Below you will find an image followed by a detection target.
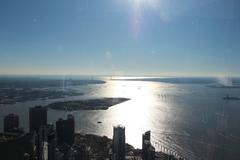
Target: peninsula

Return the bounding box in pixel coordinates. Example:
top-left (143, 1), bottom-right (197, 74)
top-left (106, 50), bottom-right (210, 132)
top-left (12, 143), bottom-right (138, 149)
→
top-left (46, 98), bottom-right (130, 110)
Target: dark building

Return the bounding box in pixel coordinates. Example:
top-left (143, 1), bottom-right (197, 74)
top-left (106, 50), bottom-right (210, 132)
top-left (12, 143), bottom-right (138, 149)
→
top-left (0, 133), bottom-right (36, 160)
top-left (56, 114), bottom-right (75, 145)
top-left (4, 113), bottom-right (19, 133)
top-left (112, 125), bottom-right (125, 160)
top-left (142, 131), bottom-right (151, 148)
top-left (29, 106), bottom-right (47, 132)
top-left (142, 131), bottom-right (155, 160)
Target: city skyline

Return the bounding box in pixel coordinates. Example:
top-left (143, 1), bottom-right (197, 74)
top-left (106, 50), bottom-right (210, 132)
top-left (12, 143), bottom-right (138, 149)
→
top-left (0, 0), bottom-right (239, 76)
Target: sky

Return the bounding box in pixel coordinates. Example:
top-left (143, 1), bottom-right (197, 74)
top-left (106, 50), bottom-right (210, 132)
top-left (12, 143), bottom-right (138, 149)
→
top-left (0, 0), bottom-right (239, 76)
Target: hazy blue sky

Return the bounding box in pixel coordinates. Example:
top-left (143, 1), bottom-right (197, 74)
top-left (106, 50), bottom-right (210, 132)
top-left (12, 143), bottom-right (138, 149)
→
top-left (0, 0), bottom-right (239, 76)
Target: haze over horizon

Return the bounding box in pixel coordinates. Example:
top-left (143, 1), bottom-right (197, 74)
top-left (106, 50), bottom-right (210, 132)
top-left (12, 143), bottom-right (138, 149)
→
top-left (0, 0), bottom-right (239, 76)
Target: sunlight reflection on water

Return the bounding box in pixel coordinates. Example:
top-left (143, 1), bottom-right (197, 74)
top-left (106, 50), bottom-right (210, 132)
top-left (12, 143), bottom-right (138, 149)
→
top-left (97, 80), bottom-right (168, 148)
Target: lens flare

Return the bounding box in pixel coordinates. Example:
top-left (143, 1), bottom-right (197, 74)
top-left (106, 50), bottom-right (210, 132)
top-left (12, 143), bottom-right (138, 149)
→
top-left (131, 0), bottom-right (161, 38)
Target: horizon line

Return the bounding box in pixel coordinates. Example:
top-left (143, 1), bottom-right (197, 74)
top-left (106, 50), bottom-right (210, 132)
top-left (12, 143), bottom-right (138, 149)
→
top-left (0, 74), bottom-right (239, 79)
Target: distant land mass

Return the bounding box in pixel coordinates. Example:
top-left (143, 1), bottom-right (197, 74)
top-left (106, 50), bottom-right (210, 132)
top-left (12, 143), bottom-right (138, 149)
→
top-left (46, 98), bottom-right (130, 110)
top-left (0, 78), bottom-right (105, 104)
top-left (0, 78), bottom-right (105, 88)
top-left (112, 77), bottom-right (240, 85)
top-left (0, 88), bottom-right (84, 105)
top-left (207, 84), bottom-right (240, 89)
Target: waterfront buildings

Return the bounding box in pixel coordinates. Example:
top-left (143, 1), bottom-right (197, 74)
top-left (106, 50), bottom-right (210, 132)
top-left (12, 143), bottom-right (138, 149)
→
top-left (0, 107), bottom-right (181, 160)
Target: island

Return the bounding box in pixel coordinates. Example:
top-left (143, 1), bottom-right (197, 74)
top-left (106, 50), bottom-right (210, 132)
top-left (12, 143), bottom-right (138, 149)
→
top-left (46, 98), bottom-right (130, 110)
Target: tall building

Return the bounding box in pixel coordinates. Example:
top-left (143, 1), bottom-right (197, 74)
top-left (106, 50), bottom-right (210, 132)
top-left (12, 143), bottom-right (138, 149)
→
top-left (29, 106), bottom-right (47, 132)
top-left (142, 131), bottom-right (155, 160)
top-left (4, 113), bottom-right (19, 133)
top-left (56, 114), bottom-right (75, 145)
top-left (142, 131), bottom-right (151, 148)
top-left (112, 125), bottom-right (125, 160)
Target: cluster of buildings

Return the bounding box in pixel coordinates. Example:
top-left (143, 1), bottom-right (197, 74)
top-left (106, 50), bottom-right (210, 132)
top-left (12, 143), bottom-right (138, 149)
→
top-left (0, 106), bottom-right (75, 160)
top-left (0, 106), bottom-right (180, 160)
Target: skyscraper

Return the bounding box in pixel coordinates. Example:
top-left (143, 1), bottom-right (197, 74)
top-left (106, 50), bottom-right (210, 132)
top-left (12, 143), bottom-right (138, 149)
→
top-left (112, 125), bottom-right (125, 160)
top-left (56, 114), bottom-right (75, 145)
top-left (142, 131), bottom-right (151, 148)
top-left (4, 113), bottom-right (19, 133)
top-left (142, 131), bottom-right (155, 160)
top-left (29, 106), bottom-right (47, 132)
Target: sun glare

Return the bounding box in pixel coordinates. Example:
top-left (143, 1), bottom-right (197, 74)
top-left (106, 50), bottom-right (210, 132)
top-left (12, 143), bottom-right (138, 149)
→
top-left (132, 0), bottom-right (160, 7)
top-left (130, 0), bottom-right (161, 37)
top-left (103, 80), bottom-right (165, 148)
